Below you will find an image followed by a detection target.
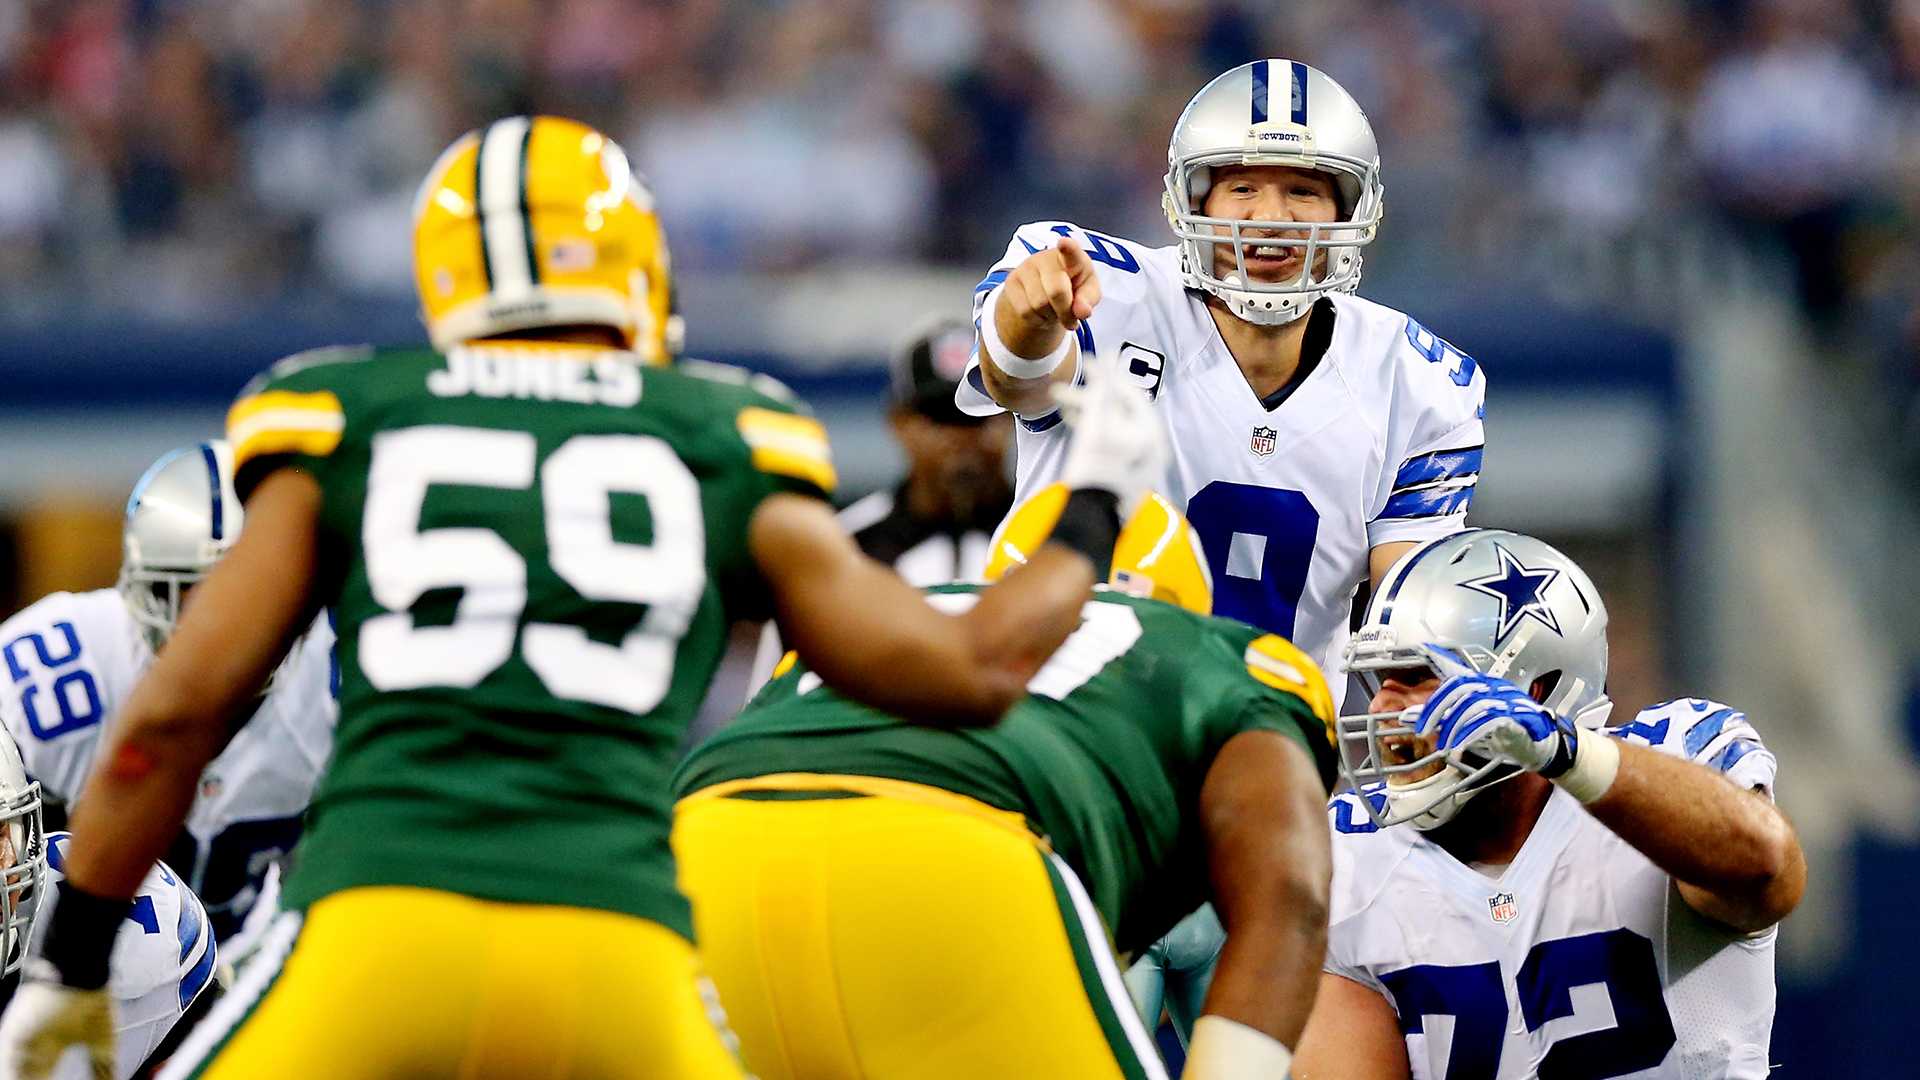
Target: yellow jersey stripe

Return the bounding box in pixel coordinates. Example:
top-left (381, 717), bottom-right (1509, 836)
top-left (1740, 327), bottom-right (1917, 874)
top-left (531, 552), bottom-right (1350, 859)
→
top-left (227, 391), bottom-right (346, 469)
top-left (738, 407), bottom-right (835, 493)
top-left (1245, 635), bottom-right (1337, 743)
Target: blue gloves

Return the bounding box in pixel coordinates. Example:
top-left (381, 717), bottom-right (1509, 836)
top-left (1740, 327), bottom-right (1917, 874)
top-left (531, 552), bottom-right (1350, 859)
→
top-left (1412, 647), bottom-right (1579, 778)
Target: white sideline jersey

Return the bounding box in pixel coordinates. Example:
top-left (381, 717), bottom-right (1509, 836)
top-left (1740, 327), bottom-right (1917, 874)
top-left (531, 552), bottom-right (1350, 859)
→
top-left (959, 221), bottom-right (1486, 707)
top-left (30, 832), bottom-right (217, 1079)
top-left (0, 590), bottom-right (336, 940)
top-left (1324, 699), bottom-right (1780, 1079)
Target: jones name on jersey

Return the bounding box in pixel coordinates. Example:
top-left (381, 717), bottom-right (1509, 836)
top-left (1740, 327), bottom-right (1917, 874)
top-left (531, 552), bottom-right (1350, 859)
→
top-left (1324, 699), bottom-right (1779, 1079)
top-left (31, 833), bottom-right (217, 1079)
top-left (958, 221), bottom-right (1485, 706)
top-left (0, 591), bottom-right (336, 939)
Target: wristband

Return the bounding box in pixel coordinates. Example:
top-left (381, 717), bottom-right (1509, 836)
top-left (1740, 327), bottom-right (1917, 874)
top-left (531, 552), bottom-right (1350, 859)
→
top-left (1183, 1015), bottom-right (1293, 1080)
top-left (1045, 488), bottom-right (1121, 579)
top-left (43, 880), bottom-right (130, 990)
top-left (980, 284), bottom-right (1073, 380)
top-left (1553, 730), bottom-right (1621, 804)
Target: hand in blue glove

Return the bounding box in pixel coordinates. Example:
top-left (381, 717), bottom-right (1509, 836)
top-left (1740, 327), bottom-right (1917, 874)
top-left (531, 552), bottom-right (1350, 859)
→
top-left (1410, 645), bottom-right (1579, 777)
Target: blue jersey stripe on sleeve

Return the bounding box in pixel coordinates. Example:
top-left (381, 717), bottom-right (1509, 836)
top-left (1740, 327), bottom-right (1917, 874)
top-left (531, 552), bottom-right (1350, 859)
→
top-left (1394, 446), bottom-right (1484, 491)
top-left (178, 927), bottom-right (218, 1009)
top-left (974, 269), bottom-right (1010, 295)
top-left (1378, 485), bottom-right (1473, 521)
top-left (1711, 738), bottom-right (1763, 774)
top-left (1685, 708), bottom-right (1741, 757)
top-left (176, 884), bottom-right (204, 963)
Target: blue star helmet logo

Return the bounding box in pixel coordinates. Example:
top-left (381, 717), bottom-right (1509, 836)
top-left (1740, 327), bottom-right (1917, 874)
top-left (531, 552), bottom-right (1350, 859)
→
top-left (1458, 543), bottom-right (1563, 642)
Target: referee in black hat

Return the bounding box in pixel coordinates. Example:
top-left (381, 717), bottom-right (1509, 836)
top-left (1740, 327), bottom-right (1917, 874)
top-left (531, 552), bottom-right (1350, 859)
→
top-left (837, 314), bottom-right (1016, 584)
top-left (739, 315), bottom-right (1017, 692)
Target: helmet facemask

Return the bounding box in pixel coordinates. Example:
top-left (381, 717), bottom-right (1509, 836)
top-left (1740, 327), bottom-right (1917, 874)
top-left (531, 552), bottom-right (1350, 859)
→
top-left (1337, 641), bottom-right (1524, 831)
top-left (0, 774), bottom-right (46, 978)
top-left (117, 564), bottom-right (205, 655)
top-left (1163, 151), bottom-right (1381, 327)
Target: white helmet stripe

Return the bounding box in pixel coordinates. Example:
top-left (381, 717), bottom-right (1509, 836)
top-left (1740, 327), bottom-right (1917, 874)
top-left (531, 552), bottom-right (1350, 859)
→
top-left (476, 116), bottom-right (535, 295)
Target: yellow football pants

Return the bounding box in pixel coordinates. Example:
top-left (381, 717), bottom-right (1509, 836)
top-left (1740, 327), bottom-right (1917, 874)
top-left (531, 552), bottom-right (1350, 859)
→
top-left (158, 886), bottom-right (745, 1080)
top-left (673, 774), bottom-right (1169, 1080)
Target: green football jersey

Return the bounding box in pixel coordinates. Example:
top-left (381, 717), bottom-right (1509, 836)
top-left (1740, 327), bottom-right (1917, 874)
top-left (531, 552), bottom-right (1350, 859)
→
top-left (674, 586), bottom-right (1339, 955)
top-left (227, 343), bottom-right (835, 937)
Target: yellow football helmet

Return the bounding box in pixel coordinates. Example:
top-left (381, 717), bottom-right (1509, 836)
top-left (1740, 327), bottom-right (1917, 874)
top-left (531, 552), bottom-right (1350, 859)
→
top-left (411, 115), bottom-right (680, 362)
top-left (983, 484), bottom-right (1215, 615)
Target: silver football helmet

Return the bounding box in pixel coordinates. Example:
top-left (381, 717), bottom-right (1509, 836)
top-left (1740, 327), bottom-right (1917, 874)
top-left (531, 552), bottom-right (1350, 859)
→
top-left (117, 441), bottom-right (243, 654)
top-left (1339, 530), bottom-right (1612, 830)
top-left (1163, 59), bottom-right (1384, 326)
top-left (0, 733), bottom-right (46, 977)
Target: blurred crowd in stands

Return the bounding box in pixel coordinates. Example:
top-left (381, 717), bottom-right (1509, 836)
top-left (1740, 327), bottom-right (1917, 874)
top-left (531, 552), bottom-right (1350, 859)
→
top-left (1, 0), bottom-right (1916, 452)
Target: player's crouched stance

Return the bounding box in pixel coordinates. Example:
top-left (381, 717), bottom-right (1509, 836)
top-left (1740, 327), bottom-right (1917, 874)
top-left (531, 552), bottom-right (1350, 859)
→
top-left (673, 488), bottom-right (1340, 1080)
top-left (1291, 530), bottom-right (1805, 1080)
top-left (0, 735), bottom-right (216, 1080)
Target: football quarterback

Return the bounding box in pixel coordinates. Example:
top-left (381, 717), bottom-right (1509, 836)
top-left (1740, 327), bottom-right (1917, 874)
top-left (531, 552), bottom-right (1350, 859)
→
top-left (960, 58), bottom-right (1485, 707)
top-left (959, 58), bottom-right (1489, 1044)
top-left (0, 115), bottom-right (1165, 1080)
top-left (1292, 529), bottom-right (1804, 1079)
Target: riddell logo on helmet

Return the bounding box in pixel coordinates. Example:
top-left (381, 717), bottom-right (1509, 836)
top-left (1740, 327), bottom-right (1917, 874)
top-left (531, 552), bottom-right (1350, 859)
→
top-left (1352, 626), bottom-right (1394, 648)
top-left (487, 298), bottom-right (553, 320)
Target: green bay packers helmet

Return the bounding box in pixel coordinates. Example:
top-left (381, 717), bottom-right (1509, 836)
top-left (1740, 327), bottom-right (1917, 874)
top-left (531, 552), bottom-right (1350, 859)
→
top-left (412, 115), bottom-right (681, 363)
top-left (985, 483), bottom-right (1215, 615)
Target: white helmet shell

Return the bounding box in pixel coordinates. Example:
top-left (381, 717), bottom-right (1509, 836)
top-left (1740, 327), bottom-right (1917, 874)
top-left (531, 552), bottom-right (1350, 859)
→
top-left (117, 441), bottom-right (243, 654)
top-left (1162, 59), bottom-right (1384, 326)
top-left (1339, 529), bottom-right (1612, 830)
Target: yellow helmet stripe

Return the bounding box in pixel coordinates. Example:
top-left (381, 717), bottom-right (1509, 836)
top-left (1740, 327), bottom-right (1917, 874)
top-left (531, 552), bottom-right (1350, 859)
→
top-left (476, 117), bottom-right (537, 293)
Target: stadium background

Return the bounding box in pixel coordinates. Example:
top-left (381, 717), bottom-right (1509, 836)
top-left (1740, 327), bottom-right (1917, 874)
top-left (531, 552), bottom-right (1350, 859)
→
top-left (0, 0), bottom-right (1914, 1072)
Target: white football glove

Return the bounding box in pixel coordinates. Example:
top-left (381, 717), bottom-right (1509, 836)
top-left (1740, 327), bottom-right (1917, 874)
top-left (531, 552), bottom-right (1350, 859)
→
top-left (0, 961), bottom-right (116, 1080)
top-left (1053, 355), bottom-right (1167, 513)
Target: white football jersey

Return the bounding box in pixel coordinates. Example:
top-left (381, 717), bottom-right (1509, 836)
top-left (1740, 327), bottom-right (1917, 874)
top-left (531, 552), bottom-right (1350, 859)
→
top-left (959, 222), bottom-right (1486, 707)
top-left (31, 832), bottom-right (217, 1079)
top-left (0, 590), bottom-right (336, 940)
top-left (1324, 699), bottom-right (1780, 1079)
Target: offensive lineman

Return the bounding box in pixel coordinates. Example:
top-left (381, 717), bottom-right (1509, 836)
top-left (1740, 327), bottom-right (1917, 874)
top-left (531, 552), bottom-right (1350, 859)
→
top-left (673, 487), bottom-right (1339, 1080)
top-left (0, 116), bottom-right (1165, 1079)
top-left (961, 57), bottom-right (1489, 1034)
top-left (0, 442), bottom-right (335, 945)
top-left (1293, 529), bottom-right (1804, 1078)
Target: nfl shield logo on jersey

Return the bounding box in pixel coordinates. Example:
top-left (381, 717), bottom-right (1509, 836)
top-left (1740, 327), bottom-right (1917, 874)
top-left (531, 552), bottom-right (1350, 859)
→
top-left (1250, 426), bottom-right (1277, 457)
top-left (1488, 892), bottom-right (1519, 924)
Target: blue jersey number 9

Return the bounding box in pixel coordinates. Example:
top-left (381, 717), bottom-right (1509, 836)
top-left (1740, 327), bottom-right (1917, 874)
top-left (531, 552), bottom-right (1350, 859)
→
top-left (1185, 482), bottom-right (1320, 639)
